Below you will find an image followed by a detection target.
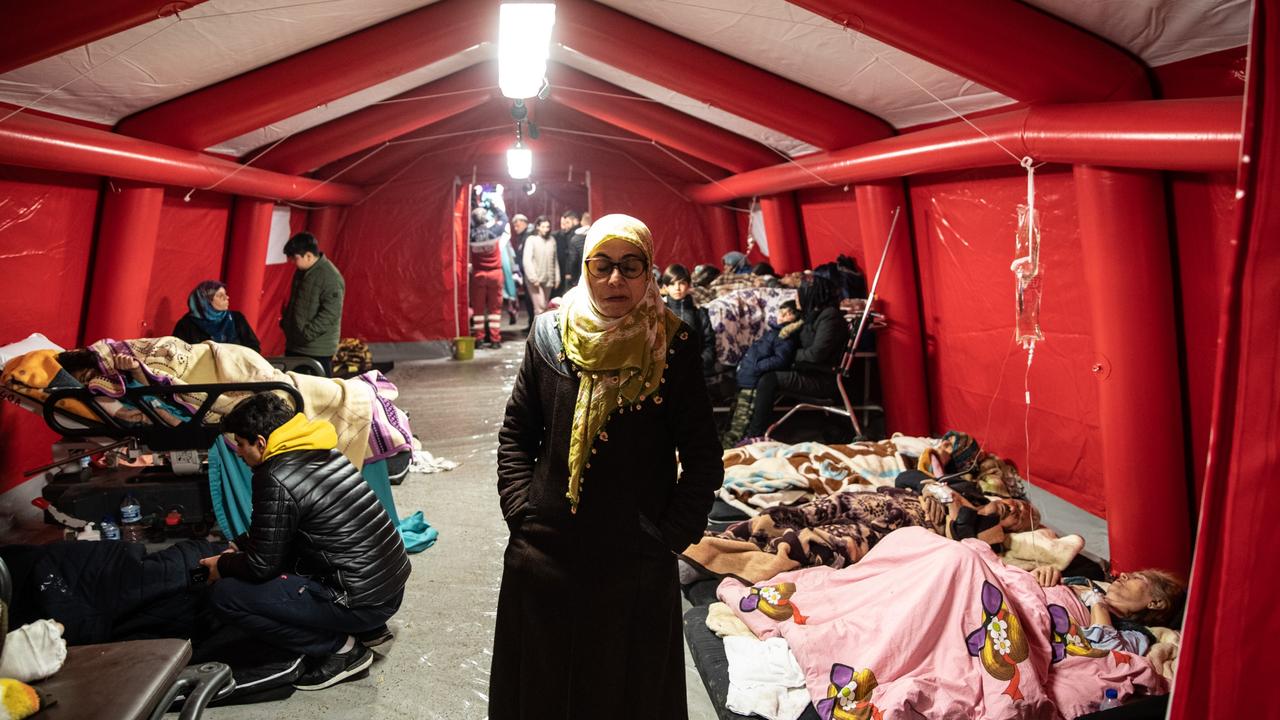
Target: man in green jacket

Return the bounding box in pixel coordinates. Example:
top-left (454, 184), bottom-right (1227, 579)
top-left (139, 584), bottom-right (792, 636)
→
top-left (281, 232), bottom-right (345, 376)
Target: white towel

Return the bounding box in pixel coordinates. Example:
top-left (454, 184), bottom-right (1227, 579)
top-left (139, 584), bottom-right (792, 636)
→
top-left (0, 620), bottom-right (67, 682)
top-left (724, 635), bottom-right (810, 720)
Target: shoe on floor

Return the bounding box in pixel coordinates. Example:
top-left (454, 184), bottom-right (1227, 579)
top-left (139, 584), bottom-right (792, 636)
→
top-left (356, 624), bottom-right (394, 650)
top-left (294, 644), bottom-right (373, 691)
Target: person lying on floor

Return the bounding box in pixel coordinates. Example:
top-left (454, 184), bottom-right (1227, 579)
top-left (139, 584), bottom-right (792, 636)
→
top-left (1028, 565), bottom-right (1185, 656)
top-left (716, 527), bottom-right (1175, 719)
top-left (685, 485), bottom-right (1055, 583)
top-left (200, 391), bottom-right (410, 691)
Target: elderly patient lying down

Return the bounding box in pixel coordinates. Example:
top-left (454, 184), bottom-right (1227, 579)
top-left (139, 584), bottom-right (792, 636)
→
top-left (717, 527), bottom-right (1182, 719)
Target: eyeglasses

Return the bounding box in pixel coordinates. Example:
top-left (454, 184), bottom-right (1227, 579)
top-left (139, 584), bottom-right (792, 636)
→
top-left (585, 256), bottom-right (648, 280)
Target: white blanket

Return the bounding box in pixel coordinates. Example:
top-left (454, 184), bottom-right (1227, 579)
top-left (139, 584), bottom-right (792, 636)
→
top-left (724, 635), bottom-right (811, 720)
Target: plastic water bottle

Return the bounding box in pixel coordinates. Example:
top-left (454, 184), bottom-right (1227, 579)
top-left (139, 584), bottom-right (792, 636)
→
top-left (1098, 688), bottom-right (1121, 710)
top-left (120, 494), bottom-right (142, 524)
top-left (99, 517), bottom-right (121, 541)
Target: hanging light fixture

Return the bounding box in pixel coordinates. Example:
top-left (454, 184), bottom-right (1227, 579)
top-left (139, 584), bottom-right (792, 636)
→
top-left (498, 3), bottom-right (556, 99)
top-left (507, 143), bottom-right (532, 180)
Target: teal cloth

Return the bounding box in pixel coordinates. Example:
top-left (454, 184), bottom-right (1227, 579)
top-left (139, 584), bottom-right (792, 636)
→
top-left (360, 459), bottom-right (399, 525)
top-left (208, 438), bottom-right (254, 540)
top-left (206, 442), bottom-right (424, 549)
top-left (398, 511), bottom-right (438, 553)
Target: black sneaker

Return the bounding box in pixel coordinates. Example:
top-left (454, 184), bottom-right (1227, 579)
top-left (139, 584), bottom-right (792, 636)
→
top-left (356, 624), bottom-right (394, 650)
top-left (294, 644), bottom-right (373, 691)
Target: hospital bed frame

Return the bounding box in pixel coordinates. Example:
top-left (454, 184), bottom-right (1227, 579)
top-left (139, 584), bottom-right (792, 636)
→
top-left (6, 381), bottom-right (303, 533)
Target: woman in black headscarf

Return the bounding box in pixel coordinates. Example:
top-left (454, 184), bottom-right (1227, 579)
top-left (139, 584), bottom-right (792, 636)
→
top-left (172, 281), bottom-right (261, 352)
top-left (744, 274), bottom-right (849, 438)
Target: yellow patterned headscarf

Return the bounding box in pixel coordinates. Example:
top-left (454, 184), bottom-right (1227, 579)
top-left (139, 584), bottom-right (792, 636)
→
top-left (559, 214), bottom-right (681, 512)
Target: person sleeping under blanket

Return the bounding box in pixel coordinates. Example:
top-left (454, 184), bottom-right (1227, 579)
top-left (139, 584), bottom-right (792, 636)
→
top-left (56, 349), bottom-right (192, 426)
top-left (716, 527), bottom-right (1178, 719)
top-left (683, 484), bottom-right (1070, 584)
top-left (2, 336), bottom-right (405, 469)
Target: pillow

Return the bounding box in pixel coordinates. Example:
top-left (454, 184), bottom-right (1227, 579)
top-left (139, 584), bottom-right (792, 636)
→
top-left (0, 333), bottom-right (63, 366)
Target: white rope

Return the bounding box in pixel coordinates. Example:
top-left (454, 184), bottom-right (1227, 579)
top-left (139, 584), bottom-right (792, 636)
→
top-left (0, 17), bottom-right (183, 125)
top-left (385, 125), bottom-right (512, 146)
top-left (0, 0), bottom-right (350, 125)
top-left (357, 136), bottom-right (496, 205)
top-left (764, 143), bottom-right (837, 186)
top-left (372, 87), bottom-right (499, 106)
top-left (294, 143), bottom-right (390, 201)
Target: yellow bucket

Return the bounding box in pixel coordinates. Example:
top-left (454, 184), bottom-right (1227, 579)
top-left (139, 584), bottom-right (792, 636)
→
top-left (452, 336), bottom-right (475, 361)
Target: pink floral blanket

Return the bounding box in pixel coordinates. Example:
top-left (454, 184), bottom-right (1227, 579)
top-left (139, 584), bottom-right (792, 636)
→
top-left (718, 527), bottom-right (1165, 719)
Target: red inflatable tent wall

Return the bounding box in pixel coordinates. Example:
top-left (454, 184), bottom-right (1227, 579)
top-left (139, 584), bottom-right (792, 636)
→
top-left (0, 3), bottom-right (1272, 710)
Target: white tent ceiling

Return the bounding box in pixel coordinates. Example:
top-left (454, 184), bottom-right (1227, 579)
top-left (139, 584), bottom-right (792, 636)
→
top-left (0, 0), bottom-right (433, 130)
top-left (0, 0), bottom-right (1252, 162)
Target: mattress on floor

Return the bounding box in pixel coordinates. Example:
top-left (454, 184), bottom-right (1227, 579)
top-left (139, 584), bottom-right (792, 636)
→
top-left (682, 577), bottom-right (722, 608)
top-left (707, 497), bottom-right (751, 534)
top-left (683, 605), bottom-right (820, 720)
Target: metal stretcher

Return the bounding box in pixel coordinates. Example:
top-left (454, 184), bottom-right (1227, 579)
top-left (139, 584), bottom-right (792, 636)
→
top-left (4, 380), bottom-right (303, 536)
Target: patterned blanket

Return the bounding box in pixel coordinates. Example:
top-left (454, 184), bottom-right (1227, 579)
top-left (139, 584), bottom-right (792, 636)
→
top-left (720, 440), bottom-right (909, 512)
top-left (685, 489), bottom-right (935, 583)
top-left (703, 287), bottom-right (798, 366)
top-left (718, 528), bottom-right (1166, 719)
top-left (3, 338), bottom-right (412, 469)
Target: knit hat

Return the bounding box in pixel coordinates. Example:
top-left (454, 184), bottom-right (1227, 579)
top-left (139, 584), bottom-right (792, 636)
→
top-left (722, 250), bottom-right (747, 268)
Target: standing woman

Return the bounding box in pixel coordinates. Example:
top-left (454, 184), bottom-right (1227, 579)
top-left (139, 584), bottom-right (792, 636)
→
top-left (491, 214), bottom-right (723, 719)
top-left (172, 281), bottom-right (261, 352)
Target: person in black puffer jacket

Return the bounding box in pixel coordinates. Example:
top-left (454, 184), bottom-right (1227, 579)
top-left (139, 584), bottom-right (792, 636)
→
top-left (661, 264), bottom-right (716, 376)
top-left (201, 392), bottom-right (410, 691)
top-left (745, 275), bottom-right (850, 438)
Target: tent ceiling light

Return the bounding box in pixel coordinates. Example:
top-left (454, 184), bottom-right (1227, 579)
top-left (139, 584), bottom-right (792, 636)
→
top-left (499, 3), bottom-right (556, 99)
top-left (508, 144), bottom-right (533, 180)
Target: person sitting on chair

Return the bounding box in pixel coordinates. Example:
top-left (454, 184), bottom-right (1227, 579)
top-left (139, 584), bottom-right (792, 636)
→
top-left (722, 300), bottom-right (802, 448)
top-left (744, 276), bottom-right (849, 439)
top-left (200, 392), bottom-right (410, 691)
top-left (172, 280), bottom-right (261, 352)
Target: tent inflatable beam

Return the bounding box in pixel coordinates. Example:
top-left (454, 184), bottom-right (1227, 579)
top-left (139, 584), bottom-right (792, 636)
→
top-left (554, 0), bottom-right (891, 150)
top-left (115, 0), bottom-right (490, 149)
top-left (81, 183), bottom-right (166, 343)
top-left (254, 62), bottom-right (498, 176)
top-left (855, 180), bottom-right (930, 435)
top-left (788, 0), bottom-right (1149, 103)
top-left (547, 63), bottom-right (780, 173)
top-left (0, 110), bottom-right (363, 204)
top-left (689, 97), bottom-right (1242, 203)
top-left (0, 0), bottom-right (210, 76)
top-left (1076, 166), bottom-right (1192, 574)
top-left (223, 198), bottom-right (277, 334)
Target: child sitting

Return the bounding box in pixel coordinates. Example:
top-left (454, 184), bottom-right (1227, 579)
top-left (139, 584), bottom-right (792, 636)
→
top-left (722, 300), bottom-right (802, 448)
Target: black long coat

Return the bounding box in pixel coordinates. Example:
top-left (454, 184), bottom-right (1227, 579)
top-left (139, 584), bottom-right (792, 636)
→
top-left (491, 311), bottom-right (724, 720)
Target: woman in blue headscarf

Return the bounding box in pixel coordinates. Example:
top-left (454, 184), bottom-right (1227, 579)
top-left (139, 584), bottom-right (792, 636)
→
top-left (172, 280), bottom-right (261, 352)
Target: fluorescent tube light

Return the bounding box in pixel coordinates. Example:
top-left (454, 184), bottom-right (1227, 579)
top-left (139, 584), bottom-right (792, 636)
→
top-left (498, 3), bottom-right (556, 99)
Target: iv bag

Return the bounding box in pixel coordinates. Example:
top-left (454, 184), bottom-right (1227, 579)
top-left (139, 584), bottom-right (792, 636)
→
top-left (1012, 204), bottom-right (1043, 348)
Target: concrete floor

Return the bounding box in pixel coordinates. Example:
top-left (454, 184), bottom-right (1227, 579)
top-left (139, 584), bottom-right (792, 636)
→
top-left (206, 323), bottom-right (718, 719)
